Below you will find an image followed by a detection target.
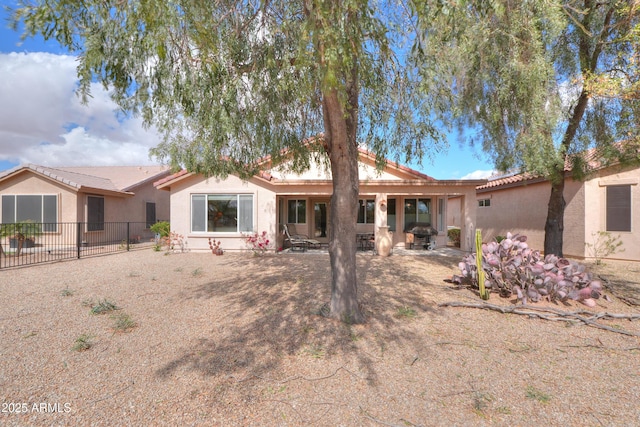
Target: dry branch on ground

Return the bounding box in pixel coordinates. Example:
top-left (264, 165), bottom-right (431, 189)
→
top-left (439, 301), bottom-right (640, 337)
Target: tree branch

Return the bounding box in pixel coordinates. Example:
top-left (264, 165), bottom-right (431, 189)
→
top-left (439, 301), bottom-right (640, 337)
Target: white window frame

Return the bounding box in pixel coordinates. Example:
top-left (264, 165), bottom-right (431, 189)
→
top-left (191, 193), bottom-right (254, 234)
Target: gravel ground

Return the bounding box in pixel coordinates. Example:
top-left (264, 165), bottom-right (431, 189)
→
top-left (1, 248), bottom-right (639, 426)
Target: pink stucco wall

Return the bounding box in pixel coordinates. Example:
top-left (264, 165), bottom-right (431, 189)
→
top-left (583, 165), bottom-right (640, 261)
top-left (167, 174), bottom-right (277, 251)
top-left (477, 165), bottom-right (639, 261)
top-left (0, 172), bottom-right (79, 223)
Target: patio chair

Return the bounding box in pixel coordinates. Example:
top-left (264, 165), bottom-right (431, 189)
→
top-left (282, 224), bottom-right (320, 252)
top-left (357, 232), bottom-right (375, 251)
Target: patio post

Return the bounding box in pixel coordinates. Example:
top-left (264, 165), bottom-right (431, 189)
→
top-left (375, 194), bottom-right (392, 255)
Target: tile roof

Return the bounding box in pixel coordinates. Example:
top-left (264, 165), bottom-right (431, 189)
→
top-left (58, 165), bottom-right (171, 191)
top-left (477, 141), bottom-right (640, 190)
top-left (0, 164), bottom-right (170, 195)
top-left (477, 171), bottom-right (544, 190)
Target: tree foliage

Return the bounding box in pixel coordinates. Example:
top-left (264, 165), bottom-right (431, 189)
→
top-left (9, 0), bottom-right (452, 323)
top-left (10, 0), bottom-right (447, 176)
top-left (426, 0), bottom-right (640, 176)
top-left (424, 0), bottom-right (640, 256)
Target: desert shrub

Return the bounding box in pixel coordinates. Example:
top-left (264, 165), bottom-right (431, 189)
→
top-left (243, 231), bottom-right (271, 255)
top-left (166, 232), bottom-right (188, 252)
top-left (150, 222), bottom-right (188, 253)
top-left (585, 231), bottom-right (624, 265)
top-left (150, 221), bottom-right (170, 238)
top-left (72, 334), bottom-right (94, 352)
top-left (111, 313), bottom-right (137, 332)
top-left (153, 231), bottom-right (188, 253)
top-left (447, 228), bottom-right (461, 247)
top-left (452, 232), bottom-right (604, 306)
top-left (89, 299), bottom-right (120, 315)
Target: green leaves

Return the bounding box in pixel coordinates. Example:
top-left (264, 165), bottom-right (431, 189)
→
top-left (9, 0), bottom-right (451, 177)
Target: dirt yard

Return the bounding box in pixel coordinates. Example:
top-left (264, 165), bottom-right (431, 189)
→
top-left (1, 249), bottom-right (639, 426)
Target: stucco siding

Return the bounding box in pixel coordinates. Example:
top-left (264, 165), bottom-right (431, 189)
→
top-left (562, 179), bottom-right (586, 258)
top-left (478, 165), bottom-right (640, 261)
top-left (477, 182), bottom-right (549, 250)
top-left (168, 174), bottom-right (277, 252)
top-left (477, 179), bottom-right (584, 256)
top-left (271, 157), bottom-right (405, 181)
top-left (0, 173), bottom-right (79, 223)
top-left (158, 157), bottom-right (484, 254)
top-left (86, 182), bottom-right (170, 224)
top-left (583, 165), bottom-right (640, 261)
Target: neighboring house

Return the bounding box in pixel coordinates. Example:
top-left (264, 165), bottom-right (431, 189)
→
top-left (475, 161), bottom-right (640, 262)
top-left (0, 164), bottom-right (171, 246)
top-left (154, 149), bottom-right (486, 253)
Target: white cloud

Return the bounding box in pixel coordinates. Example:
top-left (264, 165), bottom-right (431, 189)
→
top-left (460, 169), bottom-right (495, 180)
top-left (0, 52), bottom-right (162, 167)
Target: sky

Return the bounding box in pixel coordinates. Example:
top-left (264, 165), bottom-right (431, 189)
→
top-left (0, 3), bottom-right (495, 180)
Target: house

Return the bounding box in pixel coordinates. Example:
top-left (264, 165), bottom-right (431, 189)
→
top-left (474, 161), bottom-right (640, 262)
top-left (0, 164), bottom-right (171, 247)
top-left (154, 149), bottom-right (487, 253)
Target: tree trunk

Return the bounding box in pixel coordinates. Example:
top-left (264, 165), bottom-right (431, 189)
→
top-left (543, 0), bottom-right (610, 258)
top-left (544, 174), bottom-right (566, 257)
top-left (323, 89), bottom-right (364, 324)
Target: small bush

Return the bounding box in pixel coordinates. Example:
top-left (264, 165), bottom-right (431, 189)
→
top-left (60, 287), bottom-right (74, 297)
top-left (90, 299), bottom-right (120, 315)
top-left (585, 231), bottom-right (624, 265)
top-left (111, 313), bottom-right (137, 332)
top-left (150, 221), bottom-right (170, 238)
top-left (304, 344), bottom-right (325, 359)
top-left (453, 232), bottom-right (605, 306)
top-left (243, 231), bottom-right (272, 255)
top-left (525, 386), bottom-right (551, 403)
top-left (72, 334), bottom-right (94, 352)
top-left (151, 226), bottom-right (188, 253)
top-left (395, 306), bottom-right (417, 319)
top-left (447, 228), bottom-right (461, 247)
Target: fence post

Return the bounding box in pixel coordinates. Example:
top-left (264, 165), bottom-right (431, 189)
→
top-left (126, 222), bottom-right (130, 251)
top-left (77, 222), bottom-right (82, 259)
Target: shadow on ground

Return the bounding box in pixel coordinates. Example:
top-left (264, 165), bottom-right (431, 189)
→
top-left (155, 251), bottom-right (459, 389)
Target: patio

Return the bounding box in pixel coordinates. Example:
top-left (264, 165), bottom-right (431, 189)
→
top-left (282, 243), bottom-right (465, 257)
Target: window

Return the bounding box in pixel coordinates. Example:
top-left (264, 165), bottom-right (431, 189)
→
top-left (387, 199), bottom-right (396, 232)
top-left (1, 194), bottom-right (58, 231)
top-left (87, 196), bottom-right (105, 231)
top-left (357, 199), bottom-right (375, 224)
top-left (287, 199), bottom-right (306, 224)
top-left (404, 198), bottom-right (431, 229)
top-left (606, 185), bottom-right (631, 232)
top-left (478, 199), bottom-right (491, 207)
top-left (146, 202), bottom-right (156, 228)
top-left (191, 194), bottom-right (253, 233)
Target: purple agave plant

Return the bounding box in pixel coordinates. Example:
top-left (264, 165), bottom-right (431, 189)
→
top-left (452, 232), bottom-right (604, 306)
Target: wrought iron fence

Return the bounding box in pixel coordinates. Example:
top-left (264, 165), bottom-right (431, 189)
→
top-left (0, 222), bottom-right (156, 269)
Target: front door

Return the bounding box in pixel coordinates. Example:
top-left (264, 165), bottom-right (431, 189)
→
top-left (313, 201), bottom-right (330, 243)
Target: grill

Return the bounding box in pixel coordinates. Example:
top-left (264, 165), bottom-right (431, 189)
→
top-left (404, 222), bottom-right (438, 250)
